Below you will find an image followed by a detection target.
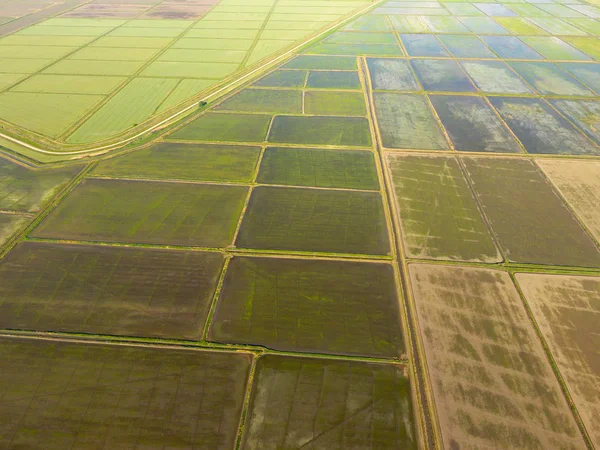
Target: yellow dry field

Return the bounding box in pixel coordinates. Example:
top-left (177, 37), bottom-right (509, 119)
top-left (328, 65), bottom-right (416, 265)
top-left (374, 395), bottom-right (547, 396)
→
top-left (517, 273), bottom-right (600, 448)
top-left (537, 160), bottom-right (600, 243)
top-left (409, 263), bottom-right (584, 450)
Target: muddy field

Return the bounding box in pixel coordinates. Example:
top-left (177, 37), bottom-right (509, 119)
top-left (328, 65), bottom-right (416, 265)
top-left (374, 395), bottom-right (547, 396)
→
top-left (409, 263), bottom-right (585, 449)
top-left (537, 159), bottom-right (600, 243)
top-left (517, 273), bottom-right (600, 448)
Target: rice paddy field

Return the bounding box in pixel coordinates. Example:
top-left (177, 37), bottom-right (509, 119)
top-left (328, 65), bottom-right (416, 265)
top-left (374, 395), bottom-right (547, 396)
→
top-left (1, 0), bottom-right (600, 448)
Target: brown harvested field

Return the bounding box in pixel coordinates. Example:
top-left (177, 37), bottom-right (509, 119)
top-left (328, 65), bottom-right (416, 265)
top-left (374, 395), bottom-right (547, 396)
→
top-left (142, 4), bottom-right (212, 19)
top-left (516, 273), bottom-right (600, 448)
top-left (463, 157), bottom-right (600, 268)
top-left (62, 3), bottom-right (151, 18)
top-left (536, 159), bottom-right (600, 243)
top-left (409, 263), bottom-right (585, 450)
top-left (0, 337), bottom-right (251, 449)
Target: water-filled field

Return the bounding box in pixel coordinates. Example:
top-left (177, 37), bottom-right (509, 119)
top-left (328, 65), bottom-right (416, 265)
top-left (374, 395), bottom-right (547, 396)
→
top-left (1, 0), bottom-right (599, 448)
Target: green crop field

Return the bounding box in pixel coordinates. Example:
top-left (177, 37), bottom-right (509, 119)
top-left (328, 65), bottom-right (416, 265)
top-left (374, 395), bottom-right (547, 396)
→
top-left (387, 154), bottom-right (500, 262)
top-left (32, 178), bottom-right (248, 247)
top-left (257, 147), bottom-right (379, 190)
top-left (3, 0), bottom-right (600, 447)
top-left (216, 88), bottom-right (302, 114)
top-left (0, 337), bottom-right (251, 449)
top-left (268, 115), bottom-right (372, 146)
top-left (241, 355), bottom-right (417, 449)
top-left (209, 256), bottom-right (403, 357)
top-left (0, 1), bottom-right (371, 147)
top-left (92, 142), bottom-right (261, 183)
top-left (236, 186), bottom-right (390, 255)
top-left (169, 112), bottom-right (272, 143)
top-left (0, 242), bottom-right (224, 339)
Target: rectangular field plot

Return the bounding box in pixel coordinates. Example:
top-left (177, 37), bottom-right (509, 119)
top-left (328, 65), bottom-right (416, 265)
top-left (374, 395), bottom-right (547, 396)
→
top-left (549, 99), bottom-right (600, 146)
top-left (0, 213), bottom-right (28, 246)
top-left (459, 60), bottom-right (533, 95)
top-left (516, 273), bottom-right (600, 448)
top-left (253, 69), bottom-right (307, 88)
top-left (306, 71), bottom-right (361, 90)
top-left (304, 91), bottom-right (366, 116)
top-left (0, 338), bottom-right (250, 449)
top-left (0, 92), bottom-right (104, 138)
top-left (32, 179), bottom-right (248, 247)
top-left (508, 62), bottom-right (594, 97)
top-left (216, 89), bottom-right (302, 114)
top-left (463, 157), bottom-right (600, 267)
top-left (283, 55), bottom-right (357, 71)
top-left (241, 355), bottom-right (417, 450)
top-left (0, 242), bottom-right (224, 340)
top-left (429, 95), bottom-right (522, 153)
top-left (0, 157), bottom-right (81, 212)
top-left (209, 257), bottom-right (403, 358)
top-left (537, 160), bottom-right (600, 242)
top-left (388, 154), bottom-right (500, 263)
top-left (257, 147), bottom-right (378, 190)
top-left (367, 58), bottom-right (420, 92)
top-left (374, 93), bottom-right (449, 150)
top-left (92, 142), bottom-right (261, 183)
top-left (66, 77), bottom-right (180, 144)
top-left (169, 113), bottom-right (272, 143)
top-left (236, 186), bottom-right (390, 255)
top-left (489, 97), bottom-right (599, 156)
top-left (268, 116), bottom-right (372, 147)
top-left (409, 264), bottom-right (585, 450)
top-left (11, 74), bottom-right (126, 95)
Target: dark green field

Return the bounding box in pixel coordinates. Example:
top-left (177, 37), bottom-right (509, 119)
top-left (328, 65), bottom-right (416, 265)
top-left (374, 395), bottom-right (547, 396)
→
top-left (241, 355), bottom-right (417, 450)
top-left (0, 242), bottom-right (224, 339)
top-left (92, 142), bottom-right (261, 183)
top-left (0, 338), bottom-right (250, 449)
top-left (32, 179), bottom-right (248, 247)
top-left (257, 147), bottom-right (379, 190)
top-left (236, 186), bottom-right (390, 255)
top-left (209, 256), bottom-right (403, 358)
